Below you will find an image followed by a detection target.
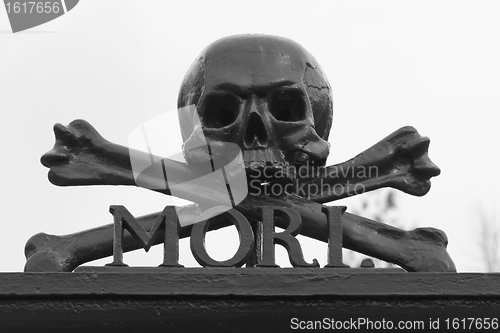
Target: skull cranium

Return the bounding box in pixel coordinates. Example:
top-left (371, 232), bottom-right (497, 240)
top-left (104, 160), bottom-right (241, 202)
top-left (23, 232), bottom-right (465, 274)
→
top-left (178, 34), bottom-right (333, 182)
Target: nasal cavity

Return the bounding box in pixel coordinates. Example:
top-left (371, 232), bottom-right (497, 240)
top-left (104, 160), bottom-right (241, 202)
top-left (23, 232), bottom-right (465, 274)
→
top-left (245, 112), bottom-right (268, 147)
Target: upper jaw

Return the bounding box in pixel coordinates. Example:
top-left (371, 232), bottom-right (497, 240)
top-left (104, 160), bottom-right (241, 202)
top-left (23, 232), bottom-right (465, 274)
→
top-left (242, 147), bottom-right (294, 183)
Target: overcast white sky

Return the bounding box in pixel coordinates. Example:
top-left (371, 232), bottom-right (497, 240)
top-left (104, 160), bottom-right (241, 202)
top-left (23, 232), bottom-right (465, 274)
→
top-left (1, 1), bottom-right (499, 272)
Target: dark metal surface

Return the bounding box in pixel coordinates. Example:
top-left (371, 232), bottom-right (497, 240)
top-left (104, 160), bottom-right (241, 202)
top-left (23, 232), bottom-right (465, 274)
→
top-left (3, 270), bottom-right (500, 296)
top-left (0, 271), bottom-right (499, 332)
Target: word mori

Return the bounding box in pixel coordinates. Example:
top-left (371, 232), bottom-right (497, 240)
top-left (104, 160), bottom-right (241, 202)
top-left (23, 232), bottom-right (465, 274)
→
top-left (108, 205), bottom-right (347, 268)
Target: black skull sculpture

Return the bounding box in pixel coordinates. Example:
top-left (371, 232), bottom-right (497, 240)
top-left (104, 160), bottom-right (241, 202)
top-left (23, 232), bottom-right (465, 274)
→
top-left (178, 34), bottom-right (333, 182)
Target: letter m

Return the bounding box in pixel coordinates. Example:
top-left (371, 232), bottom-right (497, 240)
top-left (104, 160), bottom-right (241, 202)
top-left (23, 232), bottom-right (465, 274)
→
top-left (108, 205), bottom-right (182, 267)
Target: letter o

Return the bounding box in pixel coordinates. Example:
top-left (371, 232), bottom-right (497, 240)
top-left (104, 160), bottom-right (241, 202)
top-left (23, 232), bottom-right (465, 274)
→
top-left (190, 208), bottom-right (254, 267)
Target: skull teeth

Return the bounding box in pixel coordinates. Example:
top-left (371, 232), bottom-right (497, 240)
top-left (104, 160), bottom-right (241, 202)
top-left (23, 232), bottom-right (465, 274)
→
top-left (243, 148), bottom-right (286, 169)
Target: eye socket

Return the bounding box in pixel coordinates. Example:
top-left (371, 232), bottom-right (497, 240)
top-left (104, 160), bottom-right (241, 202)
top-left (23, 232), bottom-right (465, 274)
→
top-left (270, 89), bottom-right (306, 122)
top-left (203, 94), bottom-right (240, 128)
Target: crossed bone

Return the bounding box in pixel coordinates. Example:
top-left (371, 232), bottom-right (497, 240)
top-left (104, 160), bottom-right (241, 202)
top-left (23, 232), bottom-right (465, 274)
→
top-left (24, 119), bottom-right (456, 272)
